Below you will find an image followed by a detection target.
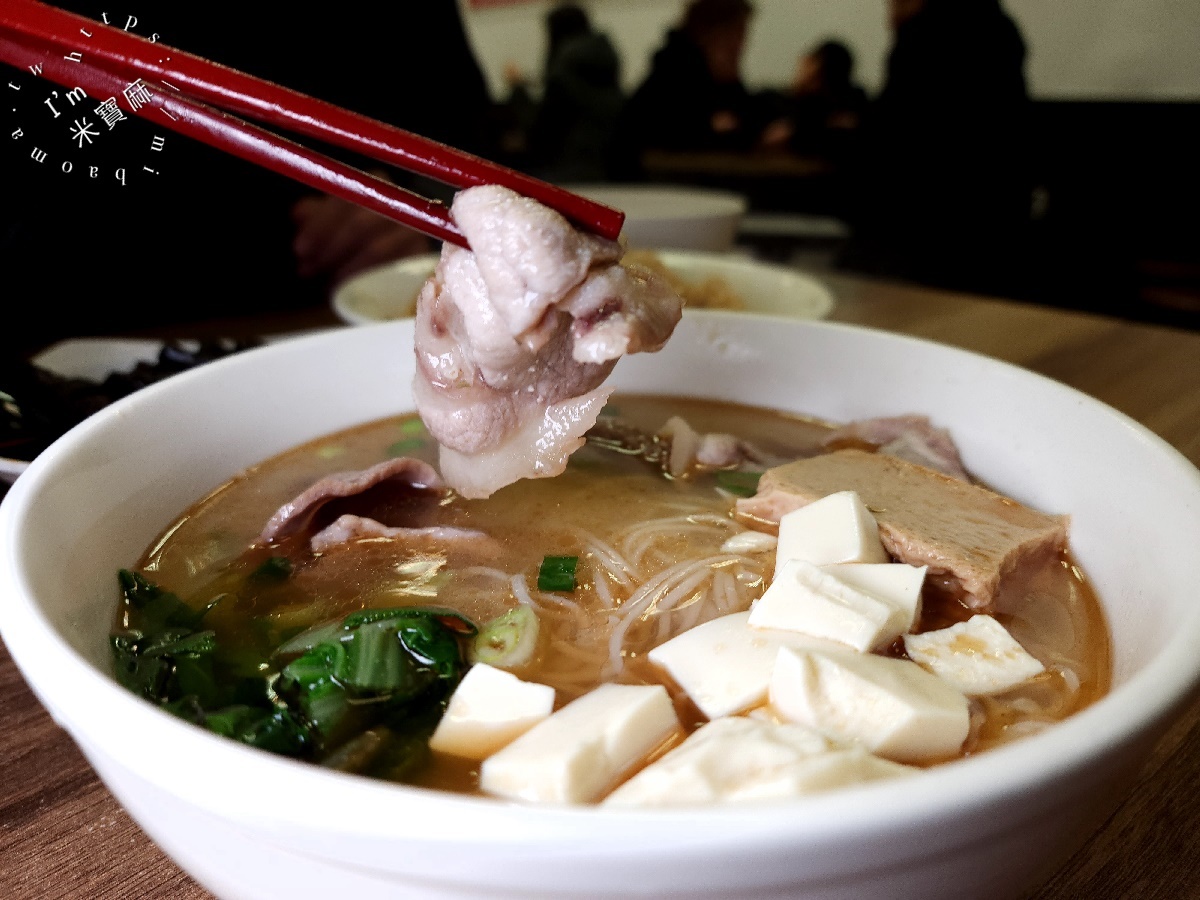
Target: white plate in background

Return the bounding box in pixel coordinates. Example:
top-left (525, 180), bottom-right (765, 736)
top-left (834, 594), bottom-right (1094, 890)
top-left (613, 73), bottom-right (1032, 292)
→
top-left (562, 183), bottom-right (748, 252)
top-left (31, 337), bottom-right (164, 381)
top-left (331, 250), bottom-right (836, 326)
top-left (332, 254), bottom-right (440, 325)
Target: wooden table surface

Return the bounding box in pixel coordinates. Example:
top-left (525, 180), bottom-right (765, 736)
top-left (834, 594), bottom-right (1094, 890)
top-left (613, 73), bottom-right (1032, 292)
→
top-left (3, 268), bottom-right (1200, 899)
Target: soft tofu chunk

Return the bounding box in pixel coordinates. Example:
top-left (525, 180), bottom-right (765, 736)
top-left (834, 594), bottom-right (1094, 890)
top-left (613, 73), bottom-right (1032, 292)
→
top-left (749, 559), bottom-right (906, 652)
top-left (479, 683), bottom-right (680, 804)
top-left (904, 614), bottom-right (1046, 696)
top-left (428, 663), bottom-right (555, 760)
top-left (770, 646), bottom-right (970, 764)
top-left (823, 562), bottom-right (926, 634)
top-left (647, 611), bottom-right (840, 720)
top-left (737, 448), bottom-right (1069, 609)
top-left (774, 489), bottom-right (889, 577)
top-left (603, 716), bottom-right (915, 808)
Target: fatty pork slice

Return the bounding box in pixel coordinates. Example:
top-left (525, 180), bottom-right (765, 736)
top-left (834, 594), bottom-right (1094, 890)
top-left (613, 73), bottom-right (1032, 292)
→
top-left (736, 448), bottom-right (1068, 610)
top-left (256, 457), bottom-right (493, 555)
top-left (413, 185), bottom-right (684, 499)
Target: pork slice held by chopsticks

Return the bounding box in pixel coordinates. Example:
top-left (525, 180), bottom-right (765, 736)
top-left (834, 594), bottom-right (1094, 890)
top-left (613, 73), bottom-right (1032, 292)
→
top-left (413, 185), bottom-right (685, 500)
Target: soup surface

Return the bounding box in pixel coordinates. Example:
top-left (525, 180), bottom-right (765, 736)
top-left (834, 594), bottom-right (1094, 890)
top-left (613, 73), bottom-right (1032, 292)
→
top-left (113, 395), bottom-right (1111, 799)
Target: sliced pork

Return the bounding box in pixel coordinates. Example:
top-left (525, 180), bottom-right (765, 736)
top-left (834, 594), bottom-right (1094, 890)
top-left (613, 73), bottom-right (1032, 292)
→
top-left (736, 448), bottom-right (1069, 610)
top-left (257, 457), bottom-right (453, 553)
top-left (822, 415), bottom-right (971, 482)
top-left (309, 515), bottom-right (499, 556)
top-left (413, 185), bottom-right (684, 499)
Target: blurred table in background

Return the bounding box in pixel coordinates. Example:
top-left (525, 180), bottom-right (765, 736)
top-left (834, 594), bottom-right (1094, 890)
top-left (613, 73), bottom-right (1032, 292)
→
top-left (2, 265), bottom-right (1200, 899)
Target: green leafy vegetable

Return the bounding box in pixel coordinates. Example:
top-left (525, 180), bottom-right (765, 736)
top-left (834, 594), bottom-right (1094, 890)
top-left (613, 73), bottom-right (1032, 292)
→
top-left (117, 568), bottom-right (206, 631)
top-left (321, 727), bottom-right (389, 773)
top-left (715, 469), bottom-right (763, 497)
top-left (111, 570), bottom-right (221, 704)
top-left (538, 555), bottom-right (578, 592)
top-left (179, 702), bottom-right (309, 754)
top-left (278, 641), bottom-right (352, 740)
top-left (272, 619), bottom-right (347, 657)
top-left (340, 621), bottom-right (413, 693)
top-left (111, 571), bottom-right (478, 778)
top-left (251, 556), bottom-right (294, 582)
top-left (168, 700), bottom-right (311, 756)
top-left (341, 605), bottom-right (476, 635)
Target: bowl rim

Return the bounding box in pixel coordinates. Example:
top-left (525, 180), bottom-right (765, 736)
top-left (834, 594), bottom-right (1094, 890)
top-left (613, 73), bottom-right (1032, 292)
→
top-left (3, 312), bottom-right (1200, 849)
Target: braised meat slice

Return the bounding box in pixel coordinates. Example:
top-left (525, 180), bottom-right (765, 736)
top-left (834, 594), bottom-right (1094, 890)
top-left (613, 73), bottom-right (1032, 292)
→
top-left (736, 448), bottom-right (1069, 610)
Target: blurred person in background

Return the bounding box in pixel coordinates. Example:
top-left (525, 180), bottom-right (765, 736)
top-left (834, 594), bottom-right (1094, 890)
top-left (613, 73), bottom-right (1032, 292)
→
top-left (609, 0), bottom-right (781, 179)
top-left (839, 0), bottom-right (1034, 297)
top-left (0, 0), bottom-right (498, 355)
top-left (501, 3), bottom-right (625, 183)
top-left (759, 39), bottom-right (869, 163)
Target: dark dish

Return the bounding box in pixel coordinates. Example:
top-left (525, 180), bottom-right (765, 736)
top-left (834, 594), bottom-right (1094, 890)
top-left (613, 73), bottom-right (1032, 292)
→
top-left (1, 338), bottom-right (262, 464)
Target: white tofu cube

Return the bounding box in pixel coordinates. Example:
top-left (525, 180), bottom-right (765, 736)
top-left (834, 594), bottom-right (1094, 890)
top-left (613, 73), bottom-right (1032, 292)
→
top-left (603, 716), bottom-right (915, 808)
top-left (479, 683), bottom-right (680, 804)
top-left (775, 490), bottom-right (889, 578)
top-left (647, 611), bottom-right (839, 720)
top-left (904, 614), bottom-right (1046, 696)
top-left (749, 559), bottom-right (906, 652)
top-left (822, 562), bottom-right (926, 634)
top-left (770, 646), bottom-right (970, 764)
top-left (428, 663), bottom-right (555, 760)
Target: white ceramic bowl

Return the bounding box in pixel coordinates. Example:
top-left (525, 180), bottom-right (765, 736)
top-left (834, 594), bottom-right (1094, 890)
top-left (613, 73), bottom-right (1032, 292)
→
top-left (3, 313), bottom-right (1200, 900)
top-left (331, 251), bottom-right (835, 325)
top-left (564, 183), bottom-right (748, 251)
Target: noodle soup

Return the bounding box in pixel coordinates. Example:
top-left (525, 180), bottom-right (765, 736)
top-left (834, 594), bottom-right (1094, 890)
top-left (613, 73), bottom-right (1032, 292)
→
top-left (114, 395), bottom-right (1110, 801)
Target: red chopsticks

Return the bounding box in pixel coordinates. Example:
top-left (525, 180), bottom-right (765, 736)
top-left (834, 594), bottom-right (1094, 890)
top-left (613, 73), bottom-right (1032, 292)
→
top-left (0, 29), bottom-right (468, 245)
top-left (0, 0), bottom-right (626, 248)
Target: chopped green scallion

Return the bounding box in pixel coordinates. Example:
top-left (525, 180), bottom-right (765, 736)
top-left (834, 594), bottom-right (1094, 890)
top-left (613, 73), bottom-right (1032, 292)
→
top-left (470, 606), bottom-right (540, 669)
top-left (537, 555), bottom-right (578, 592)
